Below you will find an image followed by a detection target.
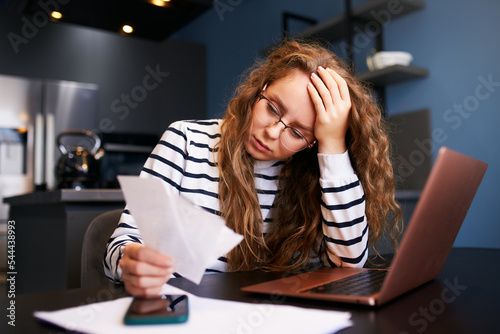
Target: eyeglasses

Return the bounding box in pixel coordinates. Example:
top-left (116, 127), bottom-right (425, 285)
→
top-left (256, 93), bottom-right (315, 152)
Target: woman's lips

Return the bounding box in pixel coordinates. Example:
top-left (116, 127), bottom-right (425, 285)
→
top-left (254, 137), bottom-right (270, 152)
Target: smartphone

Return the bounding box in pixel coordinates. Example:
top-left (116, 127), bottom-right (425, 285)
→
top-left (124, 294), bottom-right (189, 325)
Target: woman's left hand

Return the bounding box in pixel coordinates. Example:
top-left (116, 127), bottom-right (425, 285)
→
top-left (308, 66), bottom-right (352, 154)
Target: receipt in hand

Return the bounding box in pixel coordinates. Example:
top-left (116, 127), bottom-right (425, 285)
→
top-left (117, 175), bottom-right (243, 284)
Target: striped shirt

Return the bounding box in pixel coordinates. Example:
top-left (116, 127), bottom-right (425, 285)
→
top-left (104, 120), bottom-right (368, 282)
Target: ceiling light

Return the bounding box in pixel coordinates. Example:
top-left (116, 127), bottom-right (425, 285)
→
top-left (148, 0), bottom-right (172, 7)
top-left (122, 25), bottom-right (133, 34)
top-left (51, 11), bottom-right (62, 20)
top-left (17, 126), bottom-right (28, 134)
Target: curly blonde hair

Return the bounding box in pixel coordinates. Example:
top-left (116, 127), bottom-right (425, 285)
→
top-left (215, 39), bottom-right (402, 271)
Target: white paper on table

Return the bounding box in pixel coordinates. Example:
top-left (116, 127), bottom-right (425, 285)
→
top-left (34, 284), bottom-right (353, 334)
top-left (117, 175), bottom-right (243, 284)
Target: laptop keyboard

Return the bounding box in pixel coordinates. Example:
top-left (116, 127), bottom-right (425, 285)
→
top-left (304, 270), bottom-right (388, 296)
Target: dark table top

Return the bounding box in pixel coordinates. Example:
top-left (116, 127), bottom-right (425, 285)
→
top-left (2, 247), bottom-right (499, 333)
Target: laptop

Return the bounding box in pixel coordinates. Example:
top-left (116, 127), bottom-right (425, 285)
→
top-left (241, 147), bottom-right (488, 306)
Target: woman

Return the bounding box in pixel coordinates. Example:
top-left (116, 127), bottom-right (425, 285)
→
top-left (104, 39), bottom-right (402, 296)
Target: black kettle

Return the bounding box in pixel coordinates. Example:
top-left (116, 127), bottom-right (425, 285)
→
top-left (55, 130), bottom-right (104, 189)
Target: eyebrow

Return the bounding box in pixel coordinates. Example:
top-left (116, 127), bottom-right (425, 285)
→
top-left (268, 93), bottom-right (314, 134)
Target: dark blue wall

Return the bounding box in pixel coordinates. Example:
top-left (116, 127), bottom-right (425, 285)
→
top-left (174, 0), bottom-right (500, 249)
top-left (385, 0), bottom-right (500, 248)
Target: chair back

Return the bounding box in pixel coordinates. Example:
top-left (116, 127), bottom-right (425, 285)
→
top-left (81, 209), bottom-right (122, 287)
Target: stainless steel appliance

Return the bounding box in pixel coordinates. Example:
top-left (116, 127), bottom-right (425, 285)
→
top-left (0, 75), bottom-right (40, 222)
top-left (0, 73), bottom-right (99, 192)
top-left (0, 74), bottom-right (99, 267)
top-left (39, 78), bottom-right (99, 190)
top-left (56, 130), bottom-right (104, 189)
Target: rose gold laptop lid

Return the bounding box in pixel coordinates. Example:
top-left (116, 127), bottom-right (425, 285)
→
top-left (377, 147), bottom-right (488, 304)
top-left (241, 147), bottom-right (488, 306)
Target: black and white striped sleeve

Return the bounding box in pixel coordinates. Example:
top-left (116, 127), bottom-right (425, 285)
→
top-left (103, 121), bottom-right (189, 282)
top-left (318, 151), bottom-right (368, 268)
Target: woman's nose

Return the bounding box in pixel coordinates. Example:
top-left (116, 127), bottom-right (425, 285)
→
top-left (266, 120), bottom-right (284, 139)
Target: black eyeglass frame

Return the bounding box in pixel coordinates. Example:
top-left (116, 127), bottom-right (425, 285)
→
top-left (258, 93), bottom-right (316, 151)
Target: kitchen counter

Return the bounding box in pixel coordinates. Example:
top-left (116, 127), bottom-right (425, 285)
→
top-left (4, 189), bottom-right (125, 295)
top-left (4, 188), bottom-right (124, 205)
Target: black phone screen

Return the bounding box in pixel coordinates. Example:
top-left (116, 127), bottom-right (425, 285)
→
top-left (124, 294), bottom-right (189, 325)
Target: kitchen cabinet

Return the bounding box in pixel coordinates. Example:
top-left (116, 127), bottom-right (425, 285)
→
top-left (4, 189), bottom-right (125, 294)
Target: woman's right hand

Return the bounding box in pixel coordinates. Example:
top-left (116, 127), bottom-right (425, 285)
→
top-left (119, 243), bottom-right (175, 296)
